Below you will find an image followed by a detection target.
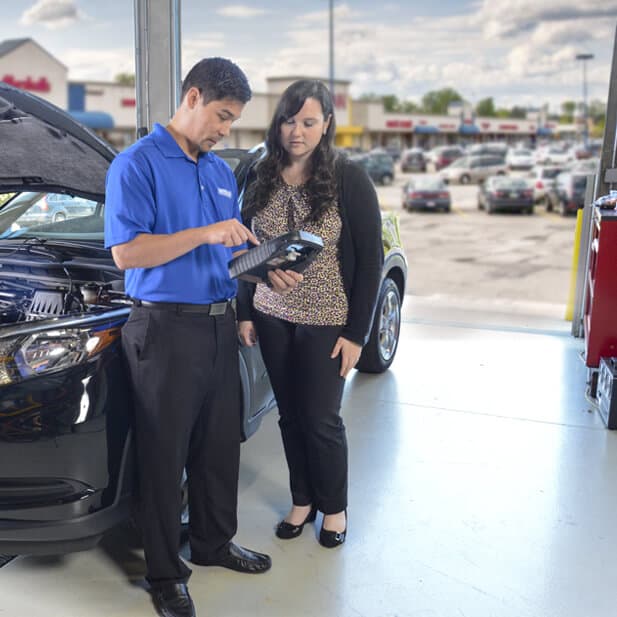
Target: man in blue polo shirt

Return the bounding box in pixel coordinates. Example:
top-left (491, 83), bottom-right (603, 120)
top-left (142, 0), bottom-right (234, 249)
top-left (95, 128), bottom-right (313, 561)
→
top-left (105, 58), bottom-right (300, 617)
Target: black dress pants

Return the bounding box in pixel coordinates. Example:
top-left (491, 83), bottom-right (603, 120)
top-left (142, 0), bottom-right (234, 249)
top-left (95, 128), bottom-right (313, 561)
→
top-left (122, 304), bottom-right (241, 585)
top-left (253, 309), bottom-right (348, 514)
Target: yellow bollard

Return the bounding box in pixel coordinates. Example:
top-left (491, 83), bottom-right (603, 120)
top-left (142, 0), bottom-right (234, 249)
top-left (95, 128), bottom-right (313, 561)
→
top-left (565, 208), bottom-right (584, 321)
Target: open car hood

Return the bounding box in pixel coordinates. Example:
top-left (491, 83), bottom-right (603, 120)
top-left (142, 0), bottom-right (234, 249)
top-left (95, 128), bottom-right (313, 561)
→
top-left (0, 82), bottom-right (117, 202)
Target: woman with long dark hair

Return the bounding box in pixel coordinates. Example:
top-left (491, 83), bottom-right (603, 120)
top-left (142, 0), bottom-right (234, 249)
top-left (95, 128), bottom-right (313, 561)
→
top-left (237, 79), bottom-right (383, 548)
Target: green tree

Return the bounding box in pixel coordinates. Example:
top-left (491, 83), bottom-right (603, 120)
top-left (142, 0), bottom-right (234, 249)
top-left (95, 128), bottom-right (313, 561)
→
top-left (589, 99), bottom-right (606, 123)
top-left (475, 97), bottom-right (496, 117)
top-left (382, 95), bottom-right (401, 112)
top-left (420, 88), bottom-right (463, 114)
top-left (560, 100), bottom-right (576, 123)
top-left (402, 100), bottom-right (421, 113)
top-left (115, 73), bottom-right (135, 86)
top-left (495, 108), bottom-right (510, 118)
top-left (509, 106), bottom-right (527, 119)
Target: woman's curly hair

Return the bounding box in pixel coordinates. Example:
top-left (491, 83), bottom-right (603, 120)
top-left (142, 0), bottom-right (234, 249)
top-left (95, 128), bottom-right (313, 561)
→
top-left (243, 80), bottom-right (339, 223)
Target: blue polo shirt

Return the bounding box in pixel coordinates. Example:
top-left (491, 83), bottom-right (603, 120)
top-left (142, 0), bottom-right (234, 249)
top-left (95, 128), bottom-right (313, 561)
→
top-left (104, 123), bottom-right (245, 303)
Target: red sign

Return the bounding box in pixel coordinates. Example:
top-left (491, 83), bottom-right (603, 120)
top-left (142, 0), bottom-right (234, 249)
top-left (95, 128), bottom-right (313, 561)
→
top-left (333, 94), bottom-right (346, 109)
top-left (2, 74), bottom-right (50, 93)
top-left (439, 124), bottom-right (456, 130)
top-left (481, 122), bottom-right (490, 130)
top-left (498, 124), bottom-right (519, 131)
top-left (121, 98), bottom-right (136, 107)
top-left (385, 119), bottom-right (412, 129)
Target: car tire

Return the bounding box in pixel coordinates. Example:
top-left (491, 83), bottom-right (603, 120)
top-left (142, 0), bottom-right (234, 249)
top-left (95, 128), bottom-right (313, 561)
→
top-left (460, 174), bottom-right (471, 184)
top-left (526, 206), bottom-right (534, 215)
top-left (356, 278), bottom-right (401, 374)
top-left (477, 199), bottom-right (483, 210)
top-left (444, 205), bottom-right (451, 213)
top-left (559, 200), bottom-right (568, 217)
top-left (487, 202), bottom-right (494, 214)
top-left (381, 174), bottom-right (393, 186)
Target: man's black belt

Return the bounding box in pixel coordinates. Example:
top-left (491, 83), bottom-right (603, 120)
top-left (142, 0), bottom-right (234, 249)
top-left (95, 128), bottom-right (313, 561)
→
top-left (132, 298), bottom-right (234, 316)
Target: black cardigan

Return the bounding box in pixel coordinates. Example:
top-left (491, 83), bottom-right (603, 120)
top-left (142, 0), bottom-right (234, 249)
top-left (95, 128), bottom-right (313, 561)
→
top-left (236, 156), bottom-right (384, 346)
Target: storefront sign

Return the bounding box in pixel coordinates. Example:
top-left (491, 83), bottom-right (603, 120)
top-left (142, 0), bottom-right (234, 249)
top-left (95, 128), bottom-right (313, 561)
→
top-left (333, 94), bottom-right (347, 109)
top-left (385, 119), bottom-right (412, 129)
top-left (2, 74), bottom-right (51, 93)
top-left (121, 98), bottom-right (136, 107)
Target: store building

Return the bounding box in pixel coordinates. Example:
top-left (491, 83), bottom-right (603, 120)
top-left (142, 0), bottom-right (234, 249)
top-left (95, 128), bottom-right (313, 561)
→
top-left (1, 37), bottom-right (558, 151)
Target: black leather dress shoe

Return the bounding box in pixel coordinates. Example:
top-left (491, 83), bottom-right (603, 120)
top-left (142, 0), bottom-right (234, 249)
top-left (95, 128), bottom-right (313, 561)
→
top-left (192, 542), bottom-right (272, 573)
top-left (276, 505), bottom-right (317, 539)
top-left (151, 583), bottom-right (196, 617)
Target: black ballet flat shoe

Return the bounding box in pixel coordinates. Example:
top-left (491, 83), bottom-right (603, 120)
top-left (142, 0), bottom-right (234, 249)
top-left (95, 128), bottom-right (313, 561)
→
top-left (319, 511), bottom-right (347, 548)
top-left (275, 506), bottom-right (318, 539)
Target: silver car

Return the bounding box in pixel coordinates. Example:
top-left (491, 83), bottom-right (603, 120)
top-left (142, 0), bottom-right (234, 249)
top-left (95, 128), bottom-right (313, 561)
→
top-left (439, 154), bottom-right (507, 184)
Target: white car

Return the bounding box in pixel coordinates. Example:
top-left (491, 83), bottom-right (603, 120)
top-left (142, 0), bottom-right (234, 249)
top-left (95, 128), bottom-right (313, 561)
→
top-left (506, 148), bottom-right (534, 170)
top-left (535, 146), bottom-right (571, 166)
top-left (528, 166), bottom-right (566, 205)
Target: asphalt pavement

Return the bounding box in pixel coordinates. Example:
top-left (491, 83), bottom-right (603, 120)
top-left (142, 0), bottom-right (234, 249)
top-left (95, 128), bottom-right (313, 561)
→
top-left (376, 167), bottom-right (579, 319)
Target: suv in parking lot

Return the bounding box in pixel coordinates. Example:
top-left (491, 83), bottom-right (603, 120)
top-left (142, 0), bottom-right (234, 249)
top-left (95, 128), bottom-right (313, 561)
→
top-left (439, 154), bottom-right (507, 184)
top-left (546, 171), bottom-right (590, 215)
top-left (0, 84), bottom-right (407, 557)
top-left (400, 148), bottom-right (426, 172)
top-left (351, 152), bottom-right (395, 185)
top-left (425, 145), bottom-right (464, 171)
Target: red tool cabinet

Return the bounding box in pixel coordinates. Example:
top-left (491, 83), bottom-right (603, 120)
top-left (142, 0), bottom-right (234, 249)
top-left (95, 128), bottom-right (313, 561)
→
top-left (584, 206), bottom-right (617, 367)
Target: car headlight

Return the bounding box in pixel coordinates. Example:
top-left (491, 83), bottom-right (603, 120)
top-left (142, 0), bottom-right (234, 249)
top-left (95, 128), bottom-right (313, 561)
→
top-left (0, 327), bottom-right (119, 385)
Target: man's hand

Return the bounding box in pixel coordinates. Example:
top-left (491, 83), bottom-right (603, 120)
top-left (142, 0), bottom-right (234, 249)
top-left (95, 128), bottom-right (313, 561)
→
top-left (238, 321), bottom-right (258, 347)
top-left (330, 336), bottom-right (362, 378)
top-left (267, 269), bottom-right (303, 294)
top-left (203, 219), bottom-right (259, 247)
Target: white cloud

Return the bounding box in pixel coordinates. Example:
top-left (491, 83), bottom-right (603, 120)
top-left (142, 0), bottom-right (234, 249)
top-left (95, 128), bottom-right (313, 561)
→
top-left (473, 0), bottom-right (617, 39)
top-left (216, 5), bottom-right (268, 18)
top-left (63, 48), bottom-right (134, 81)
top-left (20, 0), bottom-right (81, 30)
top-left (300, 3), bottom-right (360, 24)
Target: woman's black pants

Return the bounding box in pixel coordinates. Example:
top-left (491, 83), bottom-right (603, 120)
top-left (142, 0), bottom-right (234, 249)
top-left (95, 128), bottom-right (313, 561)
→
top-left (254, 310), bottom-right (348, 514)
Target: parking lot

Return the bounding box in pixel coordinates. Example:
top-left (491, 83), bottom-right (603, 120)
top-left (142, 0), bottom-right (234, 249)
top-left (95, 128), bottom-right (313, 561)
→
top-left (376, 167), bottom-right (579, 317)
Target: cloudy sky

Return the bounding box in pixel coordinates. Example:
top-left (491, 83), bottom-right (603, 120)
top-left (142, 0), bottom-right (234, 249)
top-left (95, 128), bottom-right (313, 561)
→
top-left (2, 0), bottom-right (616, 112)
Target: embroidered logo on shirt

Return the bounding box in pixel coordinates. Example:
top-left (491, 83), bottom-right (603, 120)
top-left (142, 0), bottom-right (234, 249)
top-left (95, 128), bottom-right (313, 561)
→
top-left (217, 187), bottom-right (232, 199)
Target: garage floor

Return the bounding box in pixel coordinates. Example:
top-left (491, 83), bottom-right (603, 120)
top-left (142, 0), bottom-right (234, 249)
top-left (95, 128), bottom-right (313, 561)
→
top-left (2, 296), bottom-right (615, 617)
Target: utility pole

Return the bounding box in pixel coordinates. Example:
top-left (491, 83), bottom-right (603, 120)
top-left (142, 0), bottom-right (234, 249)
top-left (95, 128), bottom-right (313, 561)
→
top-left (576, 53), bottom-right (594, 149)
top-left (329, 0), bottom-right (334, 95)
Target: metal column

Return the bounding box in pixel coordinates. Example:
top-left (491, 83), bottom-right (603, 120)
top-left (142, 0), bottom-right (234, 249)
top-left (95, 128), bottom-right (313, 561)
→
top-left (133, 0), bottom-right (182, 139)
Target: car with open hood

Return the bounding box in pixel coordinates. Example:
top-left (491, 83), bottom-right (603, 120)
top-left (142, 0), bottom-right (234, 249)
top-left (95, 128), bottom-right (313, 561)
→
top-left (0, 84), bottom-right (407, 558)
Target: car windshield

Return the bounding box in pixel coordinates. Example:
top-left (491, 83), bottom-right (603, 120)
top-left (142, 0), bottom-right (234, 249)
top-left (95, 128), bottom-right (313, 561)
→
top-left (413, 178), bottom-right (446, 190)
top-left (542, 168), bottom-right (563, 179)
top-left (573, 176), bottom-right (588, 190)
top-left (0, 191), bottom-right (103, 240)
top-left (512, 149), bottom-right (531, 156)
top-left (448, 157), bottom-right (468, 168)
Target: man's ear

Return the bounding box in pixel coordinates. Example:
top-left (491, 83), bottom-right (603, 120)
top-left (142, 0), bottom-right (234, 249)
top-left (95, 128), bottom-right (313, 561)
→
top-left (185, 86), bottom-right (201, 109)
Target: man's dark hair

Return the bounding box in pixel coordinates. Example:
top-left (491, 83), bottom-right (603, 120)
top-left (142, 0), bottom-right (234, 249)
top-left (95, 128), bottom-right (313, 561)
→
top-left (181, 57), bottom-right (251, 104)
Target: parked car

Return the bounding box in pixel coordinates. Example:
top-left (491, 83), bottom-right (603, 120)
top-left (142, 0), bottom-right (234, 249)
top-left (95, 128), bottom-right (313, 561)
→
top-left (535, 145), bottom-right (571, 166)
top-left (402, 176), bottom-right (451, 212)
top-left (528, 165), bottom-right (566, 206)
top-left (546, 171), bottom-right (589, 216)
top-left (400, 148), bottom-right (426, 172)
top-left (477, 176), bottom-right (534, 214)
top-left (425, 145), bottom-right (464, 171)
top-left (570, 157), bottom-right (600, 176)
top-left (439, 154), bottom-right (507, 184)
top-left (469, 142), bottom-right (508, 158)
top-left (505, 148), bottom-right (534, 170)
top-left (351, 152), bottom-right (395, 185)
top-left (16, 193), bottom-right (98, 226)
top-left (0, 83), bottom-right (407, 557)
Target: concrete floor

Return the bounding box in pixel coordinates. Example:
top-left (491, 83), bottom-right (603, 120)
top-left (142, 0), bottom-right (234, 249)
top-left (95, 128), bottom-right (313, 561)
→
top-left (2, 296), bottom-right (616, 617)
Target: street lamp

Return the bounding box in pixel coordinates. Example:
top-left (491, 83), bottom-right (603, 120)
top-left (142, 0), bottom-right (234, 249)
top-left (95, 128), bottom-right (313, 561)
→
top-left (329, 0), bottom-right (334, 95)
top-left (576, 53), bottom-right (594, 148)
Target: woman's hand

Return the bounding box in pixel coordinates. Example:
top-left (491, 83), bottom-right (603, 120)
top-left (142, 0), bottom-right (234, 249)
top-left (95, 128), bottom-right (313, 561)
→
top-left (238, 320), bottom-right (258, 347)
top-left (330, 336), bottom-right (362, 378)
top-left (267, 269), bottom-right (303, 294)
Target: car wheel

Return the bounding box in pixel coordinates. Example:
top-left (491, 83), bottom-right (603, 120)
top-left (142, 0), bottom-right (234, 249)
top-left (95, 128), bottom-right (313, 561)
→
top-left (487, 202), bottom-right (494, 214)
top-left (526, 206), bottom-right (534, 215)
top-left (444, 205), bottom-right (451, 213)
top-left (559, 200), bottom-right (568, 217)
top-left (356, 278), bottom-right (401, 373)
top-left (53, 212), bottom-right (66, 223)
top-left (460, 174), bottom-right (471, 184)
top-left (381, 174), bottom-right (393, 186)
top-left (477, 199), bottom-right (483, 210)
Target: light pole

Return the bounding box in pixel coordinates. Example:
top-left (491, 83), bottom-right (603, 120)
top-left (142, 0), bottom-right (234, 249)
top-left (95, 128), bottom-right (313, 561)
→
top-left (576, 53), bottom-right (594, 148)
top-left (329, 0), bottom-right (334, 95)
